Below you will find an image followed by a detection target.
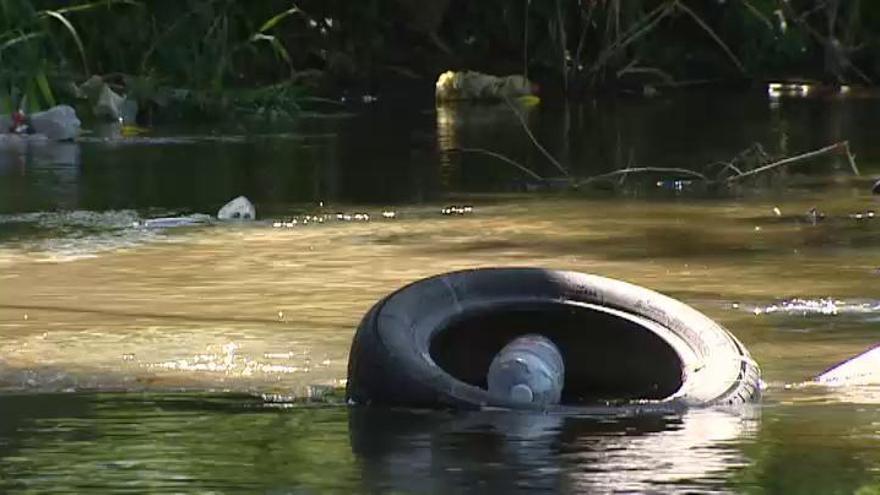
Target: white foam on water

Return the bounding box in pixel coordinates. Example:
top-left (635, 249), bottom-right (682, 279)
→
top-left (147, 342), bottom-right (305, 376)
top-left (0, 209), bottom-right (206, 262)
top-left (745, 298), bottom-right (880, 317)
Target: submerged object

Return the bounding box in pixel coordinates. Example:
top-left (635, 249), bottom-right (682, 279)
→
top-left (1, 105), bottom-right (81, 141)
top-left (487, 334), bottom-right (564, 406)
top-left (872, 178), bottom-right (879, 195)
top-left (137, 196), bottom-right (253, 228)
top-left (217, 196), bottom-right (256, 220)
top-left (346, 268), bottom-right (760, 411)
top-left (435, 71), bottom-right (536, 102)
top-left (140, 214), bottom-right (212, 229)
top-left (817, 346), bottom-right (880, 386)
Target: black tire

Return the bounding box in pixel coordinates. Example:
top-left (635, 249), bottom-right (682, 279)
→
top-left (346, 268), bottom-right (760, 411)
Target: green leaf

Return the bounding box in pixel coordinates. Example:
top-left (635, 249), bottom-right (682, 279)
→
top-left (40, 10), bottom-right (89, 74)
top-left (257, 6), bottom-right (301, 34)
top-left (35, 70), bottom-right (55, 107)
top-left (0, 91), bottom-right (12, 114)
top-left (0, 31), bottom-right (43, 56)
top-left (24, 78), bottom-right (42, 112)
top-left (54, 0), bottom-right (142, 15)
top-left (250, 33), bottom-right (292, 69)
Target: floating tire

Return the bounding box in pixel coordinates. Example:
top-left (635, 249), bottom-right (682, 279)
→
top-left (346, 268), bottom-right (760, 411)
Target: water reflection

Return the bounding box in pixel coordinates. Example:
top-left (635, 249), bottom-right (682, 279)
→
top-left (0, 136), bottom-right (79, 169)
top-left (349, 406), bottom-right (757, 493)
top-left (0, 393), bottom-right (756, 493)
top-left (0, 138), bottom-right (80, 213)
top-left (4, 392), bottom-right (880, 493)
top-left (2, 90), bottom-right (879, 215)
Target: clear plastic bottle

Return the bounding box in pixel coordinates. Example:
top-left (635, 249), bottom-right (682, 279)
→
top-left (487, 334), bottom-right (565, 407)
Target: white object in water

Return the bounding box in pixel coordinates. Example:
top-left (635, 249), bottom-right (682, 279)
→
top-left (817, 345), bottom-right (880, 386)
top-left (217, 195), bottom-right (256, 220)
top-left (28, 105), bottom-right (81, 141)
top-left (487, 334), bottom-right (565, 406)
top-left (142, 214), bottom-right (211, 229)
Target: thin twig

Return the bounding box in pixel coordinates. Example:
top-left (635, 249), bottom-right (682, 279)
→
top-left (617, 57), bottom-right (640, 75)
top-left (792, 0), bottom-right (829, 22)
top-left (842, 140), bottom-right (860, 175)
top-left (578, 167), bottom-right (708, 187)
top-left (845, 60), bottom-right (874, 85)
top-left (675, 1), bottom-right (746, 73)
top-left (523, 0), bottom-right (529, 80)
top-left (740, 0), bottom-right (774, 30)
top-left (590, 2), bottom-right (673, 78)
top-left (729, 142), bottom-right (770, 167)
top-left (503, 97), bottom-right (571, 178)
top-left (449, 147), bottom-right (545, 181)
top-left (618, 148), bottom-right (637, 185)
top-left (726, 141), bottom-right (855, 182)
top-left (555, 0), bottom-right (568, 93)
top-left (751, 143), bottom-right (771, 163)
top-left (573, 0), bottom-right (597, 72)
top-left (778, 1), bottom-right (873, 84)
top-left (654, 77), bottom-right (728, 88)
top-left (706, 160), bottom-right (744, 179)
top-left (616, 65), bottom-right (675, 84)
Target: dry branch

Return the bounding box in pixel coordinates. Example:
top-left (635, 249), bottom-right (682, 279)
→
top-left (578, 167), bottom-right (709, 187)
top-left (449, 118), bottom-right (857, 193)
top-left (503, 97), bottom-right (571, 178)
top-left (725, 140), bottom-right (857, 182)
top-left (449, 147), bottom-right (545, 181)
top-left (589, 2), bottom-right (673, 78)
top-left (674, 1), bottom-right (746, 74)
top-left (843, 140), bottom-right (859, 175)
top-left (740, 0), bottom-right (774, 30)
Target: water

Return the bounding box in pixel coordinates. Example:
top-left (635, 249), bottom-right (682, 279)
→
top-left (2, 89), bottom-right (880, 493)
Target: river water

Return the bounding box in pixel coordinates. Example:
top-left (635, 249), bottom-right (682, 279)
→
top-left (1, 90), bottom-right (879, 493)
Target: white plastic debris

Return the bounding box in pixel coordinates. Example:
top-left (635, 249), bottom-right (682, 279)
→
top-left (217, 196), bottom-right (256, 220)
top-left (487, 335), bottom-right (564, 406)
top-left (817, 346), bottom-right (880, 386)
top-left (27, 105), bottom-right (81, 141)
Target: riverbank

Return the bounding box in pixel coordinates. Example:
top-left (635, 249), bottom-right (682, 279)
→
top-left (5, 1), bottom-right (880, 125)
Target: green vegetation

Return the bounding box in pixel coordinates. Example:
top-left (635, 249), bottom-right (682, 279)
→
top-left (1, 1), bottom-right (880, 120)
top-left (0, 0), bottom-right (315, 119)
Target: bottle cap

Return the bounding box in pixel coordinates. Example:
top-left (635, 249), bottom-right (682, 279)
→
top-left (509, 384), bottom-right (534, 403)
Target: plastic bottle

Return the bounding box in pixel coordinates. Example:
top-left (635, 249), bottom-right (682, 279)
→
top-left (487, 334), bottom-right (565, 407)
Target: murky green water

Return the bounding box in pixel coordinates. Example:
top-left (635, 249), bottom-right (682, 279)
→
top-left (1, 90), bottom-right (880, 493)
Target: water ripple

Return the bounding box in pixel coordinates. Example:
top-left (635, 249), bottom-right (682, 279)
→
top-left (745, 298), bottom-right (880, 317)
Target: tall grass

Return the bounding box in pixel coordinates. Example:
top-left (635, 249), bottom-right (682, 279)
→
top-left (459, 0), bottom-right (879, 92)
top-left (0, 0), bottom-right (314, 117)
top-left (0, 0), bottom-right (876, 119)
